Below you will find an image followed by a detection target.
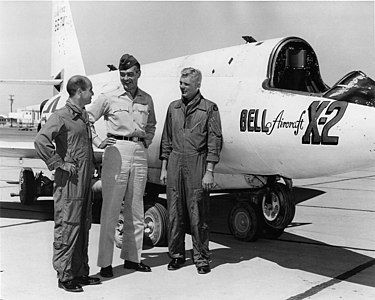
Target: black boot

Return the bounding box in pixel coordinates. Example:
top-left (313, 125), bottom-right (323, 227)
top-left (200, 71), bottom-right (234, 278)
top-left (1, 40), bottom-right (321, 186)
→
top-left (58, 280), bottom-right (83, 292)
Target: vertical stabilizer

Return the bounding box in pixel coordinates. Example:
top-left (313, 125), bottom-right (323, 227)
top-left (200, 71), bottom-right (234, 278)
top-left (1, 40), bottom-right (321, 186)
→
top-left (51, 1), bottom-right (85, 93)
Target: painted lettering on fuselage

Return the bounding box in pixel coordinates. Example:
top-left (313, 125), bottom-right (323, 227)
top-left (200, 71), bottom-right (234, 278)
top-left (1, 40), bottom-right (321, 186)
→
top-left (240, 109), bottom-right (305, 135)
top-left (239, 100), bottom-right (348, 145)
top-left (302, 100), bottom-right (348, 145)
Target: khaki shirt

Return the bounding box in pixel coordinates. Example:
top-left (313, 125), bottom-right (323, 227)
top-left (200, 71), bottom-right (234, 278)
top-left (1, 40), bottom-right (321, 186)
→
top-left (87, 86), bottom-right (156, 148)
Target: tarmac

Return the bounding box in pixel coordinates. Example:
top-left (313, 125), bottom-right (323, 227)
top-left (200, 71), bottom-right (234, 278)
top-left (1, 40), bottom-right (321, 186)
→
top-left (0, 128), bottom-right (375, 299)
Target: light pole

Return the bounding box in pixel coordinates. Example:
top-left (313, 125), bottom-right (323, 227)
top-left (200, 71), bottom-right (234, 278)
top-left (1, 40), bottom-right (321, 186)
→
top-left (9, 94), bottom-right (14, 127)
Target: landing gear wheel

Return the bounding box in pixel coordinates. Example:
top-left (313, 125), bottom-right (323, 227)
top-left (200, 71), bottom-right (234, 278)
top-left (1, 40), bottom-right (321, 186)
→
top-left (228, 202), bottom-right (260, 242)
top-left (114, 212), bottom-right (124, 249)
top-left (144, 203), bottom-right (168, 246)
top-left (19, 167), bottom-right (36, 205)
top-left (260, 183), bottom-right (295, 232)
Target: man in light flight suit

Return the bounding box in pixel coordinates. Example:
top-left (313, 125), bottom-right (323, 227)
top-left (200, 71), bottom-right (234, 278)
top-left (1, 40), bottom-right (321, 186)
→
top-left (160, 67), bottom-right (222, 274)
top-left (87, 54), bottom-right (156, 277)
top-left (34, 75), bottom-right (101, 292)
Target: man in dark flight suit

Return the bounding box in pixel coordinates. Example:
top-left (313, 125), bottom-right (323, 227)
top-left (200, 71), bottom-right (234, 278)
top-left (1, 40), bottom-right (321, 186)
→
top-left (34, 75), bottom-right (100, 292)
top-left (160, 67), bottom-right (223, 274)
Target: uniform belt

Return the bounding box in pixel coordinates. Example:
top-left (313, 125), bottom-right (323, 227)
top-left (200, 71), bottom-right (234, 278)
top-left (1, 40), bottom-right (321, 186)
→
top-left (109, 135), bottom-right (144, 142)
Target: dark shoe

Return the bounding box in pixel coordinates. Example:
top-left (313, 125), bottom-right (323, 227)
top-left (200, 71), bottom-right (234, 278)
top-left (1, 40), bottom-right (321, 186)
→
top-left (167, 258), bottom-right (186, 270)
top-left (75, 275), bottom-right (101, 285)
top-left (58, 280), bottom-right (83, 292)
top-left (124, 260), bottom-right (151, 272)
top-left (100, 265), bottom-right (113, 278)
top-left (197, 265), bottom-right (211, 274)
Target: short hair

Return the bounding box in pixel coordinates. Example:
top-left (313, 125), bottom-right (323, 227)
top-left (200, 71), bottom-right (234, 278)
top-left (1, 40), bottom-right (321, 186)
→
top-left (66, 75), bottom-right (90, 97)
top-left (181, 67), bottom-right (202, 86)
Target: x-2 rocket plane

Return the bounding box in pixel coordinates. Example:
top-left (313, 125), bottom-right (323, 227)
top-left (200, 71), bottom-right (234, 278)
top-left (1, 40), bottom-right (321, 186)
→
top-left (1, 0), bottom-right (374, 244)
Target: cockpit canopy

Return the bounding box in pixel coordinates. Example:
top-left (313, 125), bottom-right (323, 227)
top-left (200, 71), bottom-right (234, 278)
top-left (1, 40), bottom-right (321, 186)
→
top-left (267, 37), bottom-right (329, 94)
top-left (323, 71), bottom-right (375, 107)
top-left (266, 37), bottom-right (375, 107)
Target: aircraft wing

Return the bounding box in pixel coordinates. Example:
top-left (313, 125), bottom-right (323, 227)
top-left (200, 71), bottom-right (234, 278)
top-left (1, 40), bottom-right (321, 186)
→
top-left (0, 141), bottom-right (104, 162)
top-left (0, 79), bottom-right (62, 86)
top-left (0, 141), bottom-right (38, 158)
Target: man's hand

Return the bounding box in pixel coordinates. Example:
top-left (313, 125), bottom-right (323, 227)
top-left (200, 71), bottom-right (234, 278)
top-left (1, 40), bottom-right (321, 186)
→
top-left (58, 162), bottom-right (77, 177)
top-left (202, 171), bottom-right (214, 191)
top-left (98, 137), bottom-right (117, 149)
top-left (160, 169), bottom-right (167, 185)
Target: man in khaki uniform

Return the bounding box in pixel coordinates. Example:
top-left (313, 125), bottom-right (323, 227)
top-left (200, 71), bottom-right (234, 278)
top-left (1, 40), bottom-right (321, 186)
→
top-left (35, 75), bottom-right (100, 292)
top-left (87, 54), bottom-right (156, 277)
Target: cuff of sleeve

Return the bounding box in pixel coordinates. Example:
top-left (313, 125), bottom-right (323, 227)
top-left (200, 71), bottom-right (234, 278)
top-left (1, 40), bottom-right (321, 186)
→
top-left (92, 136), bottom-right (102, 148)
top-left (46, 154), bottom-right (64, 171)
top-left (144, 139), bottom-right (151, 148)
top-left (206, 154), bottom-right (219, 163)
top-left (159, 154), bottom-right (170, 161)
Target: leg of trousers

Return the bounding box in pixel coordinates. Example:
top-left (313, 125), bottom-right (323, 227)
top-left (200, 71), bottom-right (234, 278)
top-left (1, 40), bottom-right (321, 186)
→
top-left (97, 141), bottom-right (147, 267)
top-left (167, 165), bottom-right (186, 260)
top-left (53, 166), bottom-right (92, 282)
top-left (167, 152), bottom-right (210, 266)
top-left (72, 184), bottom-right (92, 277)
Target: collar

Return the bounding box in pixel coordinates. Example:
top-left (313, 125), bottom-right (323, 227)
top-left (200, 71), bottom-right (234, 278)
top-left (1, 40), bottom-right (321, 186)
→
top-left (118, 86), bottom-right (148, 104)
top-left (174, 91), bottom-right (205, 111)
top-left (66, 99), bottom-right (83, 115)
top-left (66, 99), bottom-right (88, 122)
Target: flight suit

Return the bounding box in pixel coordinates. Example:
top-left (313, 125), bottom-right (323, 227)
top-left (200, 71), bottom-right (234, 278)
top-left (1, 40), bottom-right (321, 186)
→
top-left (160, 92), bottom-right (222, 267)
top-left (34, 100), bottom-right (94, 282)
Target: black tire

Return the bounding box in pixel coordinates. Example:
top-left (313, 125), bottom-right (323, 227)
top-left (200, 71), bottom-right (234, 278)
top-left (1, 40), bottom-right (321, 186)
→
top-left (19, 167), bottom-right (36, 205)
top-left (228, 202), bottom-right (260, 242)
top-left (260, 183), bottom-right (295, 231)
top-left (114, 212), bottom-right (124, 249)
top-left (144, 203), bottom-right (168, 246)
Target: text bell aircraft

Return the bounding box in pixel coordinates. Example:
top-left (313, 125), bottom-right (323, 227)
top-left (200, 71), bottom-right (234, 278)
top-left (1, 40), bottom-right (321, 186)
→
top-left (1, 1), bottom-right (375, 246)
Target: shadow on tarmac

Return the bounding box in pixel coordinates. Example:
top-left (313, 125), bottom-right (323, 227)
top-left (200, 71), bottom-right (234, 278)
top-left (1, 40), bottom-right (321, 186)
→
top-left (1, 186), bottom-right (373, 289)
top-left (293, 186), bottom-right (326, 204)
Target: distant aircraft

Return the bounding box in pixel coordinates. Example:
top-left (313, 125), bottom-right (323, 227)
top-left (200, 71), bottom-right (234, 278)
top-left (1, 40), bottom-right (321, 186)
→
top-left (1, 0), bottom-right (375, 245)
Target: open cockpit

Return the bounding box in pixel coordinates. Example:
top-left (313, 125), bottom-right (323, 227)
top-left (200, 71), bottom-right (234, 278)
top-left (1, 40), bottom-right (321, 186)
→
top-left (266, 37), bottom-right (329, 94)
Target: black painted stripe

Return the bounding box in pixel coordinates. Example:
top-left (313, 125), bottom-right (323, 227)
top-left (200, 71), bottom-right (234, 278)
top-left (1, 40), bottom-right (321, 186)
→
top-left (287, 259), bottom-right (375, 300)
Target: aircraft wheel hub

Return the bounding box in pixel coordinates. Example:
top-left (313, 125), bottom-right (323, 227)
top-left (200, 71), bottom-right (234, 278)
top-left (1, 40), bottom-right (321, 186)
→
top-left (234, 211), bottom-right (250, 234)
top-left (262, 193), bottom-right (280, 222)
top-left (144, 218), bottom-right (154, 236)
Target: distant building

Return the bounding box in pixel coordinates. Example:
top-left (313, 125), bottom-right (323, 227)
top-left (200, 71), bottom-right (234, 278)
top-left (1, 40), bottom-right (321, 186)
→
top-left (8, 105), bottom-right (40, 128)
top-left (0, 115), bottom-right (6, 126)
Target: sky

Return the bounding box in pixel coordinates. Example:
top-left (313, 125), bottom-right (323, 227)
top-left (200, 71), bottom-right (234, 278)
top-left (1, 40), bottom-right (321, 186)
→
top-left (0, 0), bottom-right (374, 116)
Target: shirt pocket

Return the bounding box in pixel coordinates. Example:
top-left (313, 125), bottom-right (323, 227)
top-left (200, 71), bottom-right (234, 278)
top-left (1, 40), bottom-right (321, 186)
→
top-left (133, 103), bottom-right (149, 129)
top-left (111, 102), bottom-right (130, 116)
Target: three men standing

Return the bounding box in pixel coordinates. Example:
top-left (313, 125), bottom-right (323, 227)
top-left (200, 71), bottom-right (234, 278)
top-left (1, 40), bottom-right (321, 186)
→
top-left (160, 67), bottom-right (223, 274)
top-left (87, 54), bottom-right (156, 277)
top-left (35, 75), bottom-right (101, 292)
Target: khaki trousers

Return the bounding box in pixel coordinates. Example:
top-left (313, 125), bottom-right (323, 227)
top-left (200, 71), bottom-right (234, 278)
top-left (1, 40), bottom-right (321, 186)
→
top-left (97, 140), bottom-right (147, 267)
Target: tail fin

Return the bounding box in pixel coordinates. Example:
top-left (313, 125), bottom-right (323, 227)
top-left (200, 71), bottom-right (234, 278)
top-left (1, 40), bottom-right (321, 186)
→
top-left (51, 1), bottom-right (85, 94)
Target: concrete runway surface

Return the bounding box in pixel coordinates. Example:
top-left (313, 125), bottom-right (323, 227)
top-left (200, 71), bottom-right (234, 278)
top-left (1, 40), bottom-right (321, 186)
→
top-left (0, 128), bottom-right (374, 299)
